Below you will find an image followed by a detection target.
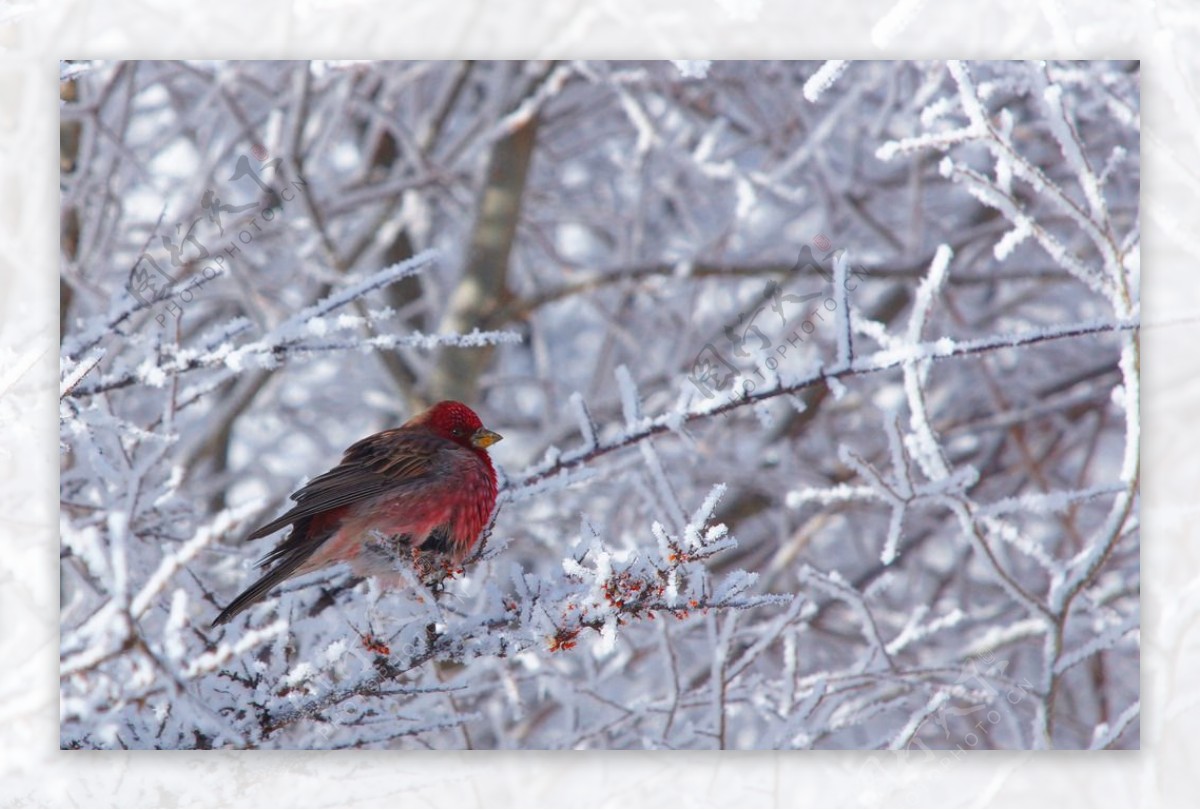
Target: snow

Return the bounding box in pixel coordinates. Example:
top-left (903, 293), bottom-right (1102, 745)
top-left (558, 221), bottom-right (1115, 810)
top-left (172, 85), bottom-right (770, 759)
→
top-left (876, 126), bottom-right (979, 162)
top-left (57, 60), bottom-right (1139, 752)
top-left (993, 221), bottom-right (1032, 261)
top-left (1042, 83), bottom-right (1108, 221)
top-left (803, 61), bottom-right (850, 103)
top-left (671, 61), bottom-right (712, 80)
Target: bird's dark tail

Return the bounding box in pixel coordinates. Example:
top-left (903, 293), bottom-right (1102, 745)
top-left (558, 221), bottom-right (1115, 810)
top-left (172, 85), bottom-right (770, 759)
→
top-left (211, 517), bottom-right (333, 627)
top-left (210, 555), bottom-right (310, 627)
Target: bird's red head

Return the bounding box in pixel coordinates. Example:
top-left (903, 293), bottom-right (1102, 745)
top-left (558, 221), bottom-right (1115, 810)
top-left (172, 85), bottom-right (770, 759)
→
top-left (421, 401), bottom-right (503, 452)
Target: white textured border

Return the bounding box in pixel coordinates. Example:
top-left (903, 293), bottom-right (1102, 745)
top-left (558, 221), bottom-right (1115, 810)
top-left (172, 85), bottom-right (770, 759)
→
top-left (4, 0), bottom-right (1194, 805)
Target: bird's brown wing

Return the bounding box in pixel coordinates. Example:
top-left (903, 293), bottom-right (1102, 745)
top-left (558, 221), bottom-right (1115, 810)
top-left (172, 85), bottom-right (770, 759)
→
top-left (246, 428), bottom-right (446, 544)
top-left (213, 429), bottom-right (451, 626)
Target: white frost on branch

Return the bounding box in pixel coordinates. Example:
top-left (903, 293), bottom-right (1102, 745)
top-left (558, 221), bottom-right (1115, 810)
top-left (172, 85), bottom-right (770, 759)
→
top-left (804, 61), bottom-right (850, 103)
top-left (671, 61), bottom-right (712, 80)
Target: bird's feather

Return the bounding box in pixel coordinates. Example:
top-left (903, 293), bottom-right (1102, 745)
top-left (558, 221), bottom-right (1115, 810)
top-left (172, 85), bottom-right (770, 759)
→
top-left (245, 430), bottom-right (442, 541)
top-left (211, 516), bottom-right (339, 626)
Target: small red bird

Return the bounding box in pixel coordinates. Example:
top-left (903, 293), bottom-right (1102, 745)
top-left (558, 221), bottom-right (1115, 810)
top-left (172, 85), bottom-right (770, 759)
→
top-left (212, 401), bottom-right (502, 627)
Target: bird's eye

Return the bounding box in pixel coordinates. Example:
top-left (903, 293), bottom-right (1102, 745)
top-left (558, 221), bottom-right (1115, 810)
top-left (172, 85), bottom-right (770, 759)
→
top-left (452, 427), bottom-right (463, 436)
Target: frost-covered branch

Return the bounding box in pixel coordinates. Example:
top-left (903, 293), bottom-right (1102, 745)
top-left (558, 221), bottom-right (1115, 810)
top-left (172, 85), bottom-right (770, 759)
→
top-left (508, 316), bottom-right (1137, 496)
top-left (60, 60), bottom-right (1139, 751)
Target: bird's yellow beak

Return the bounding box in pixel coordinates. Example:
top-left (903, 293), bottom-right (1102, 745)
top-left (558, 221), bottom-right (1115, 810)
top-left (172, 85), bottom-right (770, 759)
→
top-left (471, 428), bottom-right (503, 449)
